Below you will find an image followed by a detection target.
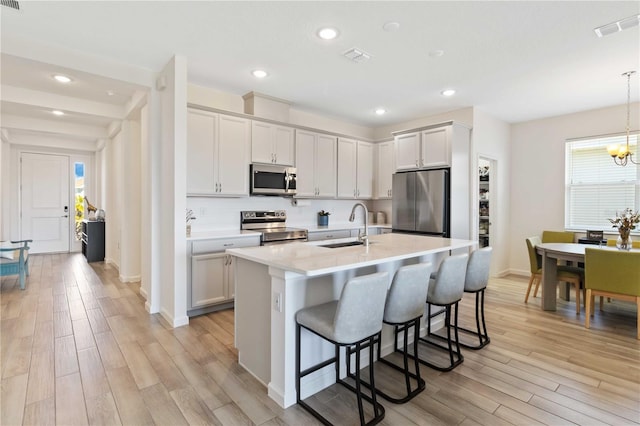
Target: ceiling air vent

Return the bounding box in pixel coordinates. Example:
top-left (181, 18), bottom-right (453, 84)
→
top-left (1, 0), bottom-right (19, 9)
top-left (343, 48), bottom-right (372, 63)
top-left (594, 14), bottom-right (639, 37)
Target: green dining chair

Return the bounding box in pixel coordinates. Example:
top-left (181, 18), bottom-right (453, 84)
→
top-left (584, 248), bottom-right (640, 339)
top-left (525, 236), bottom-right (584, 313)
top-left (542, 231), bottom-right (575, 243)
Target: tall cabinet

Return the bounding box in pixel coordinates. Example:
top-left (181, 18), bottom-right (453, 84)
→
top-left (337, 138), bottom-right (373, 199)
top-left (392, 122), bottom-right (472, 242)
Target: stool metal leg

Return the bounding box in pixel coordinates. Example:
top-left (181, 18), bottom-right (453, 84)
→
top-left (452, 289), bottom-right (491, 350)
top-left (402, 302), bottom-right (464, 372)
top-left (347, 319), bottom-right (426, 404)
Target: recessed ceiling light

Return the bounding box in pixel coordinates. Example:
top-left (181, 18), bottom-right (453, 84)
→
top-left (252, 69), bottom-right (268, 78)
top-left (317, 27), bottom-right (339, 40)
top-left (106, 90), bottom-right (115, 96)
top-left (52, 110), bottom-right (65, 116)
top-left (375, 108), bottom-right (387, 115)
top-left (441, 89), bottom-right (456, 97)
top-left (383, 22), bottom-right (400, 32)
top-left (53, 74), bottom-right (72, 83)
top-left (429, 50), bottom-right (445, 58)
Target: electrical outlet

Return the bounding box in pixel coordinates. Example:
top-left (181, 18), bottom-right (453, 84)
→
top-left (273, 292), bottom-right (282, 312)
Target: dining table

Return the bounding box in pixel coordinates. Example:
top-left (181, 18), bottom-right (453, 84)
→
top-left (535, 243), bottom-right (640, 311)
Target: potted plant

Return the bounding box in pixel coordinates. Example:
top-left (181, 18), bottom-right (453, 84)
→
top-left (317, 210), bottom-right (330, 226)
top-left (608, 208), bottom-right (639, 250)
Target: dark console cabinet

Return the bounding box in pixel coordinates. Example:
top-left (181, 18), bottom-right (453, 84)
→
top-left (82, 220), bottom-right (105, 262)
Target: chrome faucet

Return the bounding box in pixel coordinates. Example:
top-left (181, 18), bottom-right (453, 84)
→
top-left (349, 202), bottom-right (369, 247)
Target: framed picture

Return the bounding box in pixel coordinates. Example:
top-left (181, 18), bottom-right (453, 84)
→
top-left (586, 230), bottom-right (603, 240)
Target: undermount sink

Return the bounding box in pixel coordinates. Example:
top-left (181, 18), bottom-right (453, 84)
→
top-left (320, 240), bottom-right (365, 249)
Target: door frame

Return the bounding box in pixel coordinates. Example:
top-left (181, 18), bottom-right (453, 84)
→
top-left (13, 146), bottom-right (95, 254)
top-left (476, 154), bottom-right (498, 247)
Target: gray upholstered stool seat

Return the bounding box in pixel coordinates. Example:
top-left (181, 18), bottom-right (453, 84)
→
top-left (405, 253), bottom-right (468, 372)
top-left (295, 271), bottom-right (389, 426)
top-left (346, 263), bottom-right (433, 404)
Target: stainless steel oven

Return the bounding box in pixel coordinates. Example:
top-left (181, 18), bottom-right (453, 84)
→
top-left (250, 164), bottom-right (297, 196)
top-left (240, 210), bottom-right (307, 245)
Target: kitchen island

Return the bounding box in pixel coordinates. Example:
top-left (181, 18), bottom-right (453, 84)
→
top-left (227, 233), bottom-right (476, 408)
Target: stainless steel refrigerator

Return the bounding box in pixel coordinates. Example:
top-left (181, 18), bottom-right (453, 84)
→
top-left (392, 169), bottom-right (450, 237)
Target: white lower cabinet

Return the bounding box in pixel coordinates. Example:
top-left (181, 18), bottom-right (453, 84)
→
top-left (191, 253), bottom-right (229, 308)
top-left (188, 236), bottom-right (259, 315)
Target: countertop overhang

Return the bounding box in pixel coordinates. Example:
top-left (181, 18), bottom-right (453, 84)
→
top-left (227, 233), bottom-right (476, 277)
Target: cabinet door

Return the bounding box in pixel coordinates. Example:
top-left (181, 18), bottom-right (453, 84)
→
top-left (191, 253), bottom-right (227, 308)
top-left (251, 121), bottom-right (274, 164)
top-left (337, 138), bottom-right (357, 198)
top-left (316, 134), bottom-right (337, 198)
top-left (218, 115), bottom-right (250, 196)
top-left (295, 130), bottom-right (317, 197)
top-left (356, 141), bottom-right (373, 199)
top-left (376, 141), bottom-right (394, 199)
top-left (421, 127), bottom-right (450, 168)
top-left (395, 132), bottom-right (420, 170)
top-left (274, 126), bottom-right (295, 166)
top-left (226, 255), bottom-right (235, 299)
top-left (187, 110), bottom-right (217, 195)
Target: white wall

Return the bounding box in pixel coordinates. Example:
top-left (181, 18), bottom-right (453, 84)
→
top-left (509, 102), bottom-right (639, 275)
top-left (0, 138), bottom-right (9, 240)
top-left (472, 108), bottom-right (511, 276)
top-left (159, 56), bottom-right (189, 328)
top-left (104, 129), bottom-right (122, 268)
top-left (119, 120), bottom-right (142, 282)
top-left (373, 107), bottom-right (474, 140)
top-left (187, 83), bottom-right (374, 140)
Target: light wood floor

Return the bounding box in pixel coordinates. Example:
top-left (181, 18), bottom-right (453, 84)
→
top-left (1, 253), bottom-right (639, 425)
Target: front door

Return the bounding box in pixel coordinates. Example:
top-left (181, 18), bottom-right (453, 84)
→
top-left (20, 152), bottom-right (70, 254)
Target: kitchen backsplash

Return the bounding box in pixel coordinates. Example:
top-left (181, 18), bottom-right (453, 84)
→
top-left (187, 197), bottom-right (392, 231)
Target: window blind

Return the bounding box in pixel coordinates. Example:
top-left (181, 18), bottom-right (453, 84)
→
top-left (565, 134), bottom-right (639, 230)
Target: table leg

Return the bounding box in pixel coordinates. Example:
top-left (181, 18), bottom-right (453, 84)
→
top-left (541, 252), bottom-right (558, 311)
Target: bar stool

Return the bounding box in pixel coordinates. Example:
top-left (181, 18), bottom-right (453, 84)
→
top-left (347, 263), bottom-right (433, 404)
top-left (414, 253), bottom-right (469, 371)
top-left (454, 247), bottom-right (493, 350)
top-left (295, 271), bottom-right (389, 426)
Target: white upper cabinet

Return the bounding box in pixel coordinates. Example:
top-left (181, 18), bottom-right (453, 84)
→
top-left (337, 138), bottom-right (357, 198)
top-left (394, 126), bottom-right (451, 170)
top-left (356, 141), bottom-right (374, 198)
top-left (187, 109), bottom-right (217, 195)
top-left (421, 127), bottom-right (450, 168)
top-left (395, 132), bottom-right (421, 170)
top-left (338, 138), bottom-right (373, 199)
top-left (251, 121), bottom-right (294, 166)
top-left (295, 130), bottom-right (336, 198)
top-left (187, 108), bottom-right (250, 196)
top-left (375, 141), bottom-right (395, 199)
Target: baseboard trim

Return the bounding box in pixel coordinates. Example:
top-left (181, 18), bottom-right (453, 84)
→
top-left (160, 308), bottom-right (189, 328)
top-left (119, 274), bottom-right (141, 283)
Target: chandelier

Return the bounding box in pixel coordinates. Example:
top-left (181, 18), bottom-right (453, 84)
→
top-left (607, 71), bottom-right (637, 166)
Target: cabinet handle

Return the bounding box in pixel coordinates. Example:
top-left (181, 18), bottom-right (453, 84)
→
top-left (357, 189), bottom-right (360, 197)
top-left (219, 182), bottom-right (222, 192)
top-left (274, 154), bottom-right (278, 163)
top-left (415, 160), bottom-right (419, 167)
top-left (271, 153), bottom-right (275, 163)
top-left (223, 243), bottom-right (234, 247)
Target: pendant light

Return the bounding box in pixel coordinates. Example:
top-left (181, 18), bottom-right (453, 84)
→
top-left (606, 71), bottom-right (637, 166)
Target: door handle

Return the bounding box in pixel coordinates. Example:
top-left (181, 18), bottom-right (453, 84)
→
top-left (62, 215), bottom-right (69, 218)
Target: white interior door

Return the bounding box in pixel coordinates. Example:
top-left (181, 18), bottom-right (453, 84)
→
top-left (21, 153), bottom-right (70, 254)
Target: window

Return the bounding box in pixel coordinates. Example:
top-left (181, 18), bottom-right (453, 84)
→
top-left (565, 133), bottom-right (639, 232)
top-left (74, 162), bottom-right (85, 241)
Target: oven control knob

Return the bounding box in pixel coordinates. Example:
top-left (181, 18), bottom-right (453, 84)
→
top-left (250, 212), bottom-right (256, 218)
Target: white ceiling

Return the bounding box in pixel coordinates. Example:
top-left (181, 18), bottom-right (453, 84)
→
top-left (1, 1), bottom-right (639, 144)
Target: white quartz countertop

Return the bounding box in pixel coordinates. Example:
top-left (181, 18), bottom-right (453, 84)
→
top-left (227, 233), bottom-right (476, 277)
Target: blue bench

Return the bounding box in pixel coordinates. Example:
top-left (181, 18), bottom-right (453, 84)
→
top-left (0, 240), bottom-right (32, 290)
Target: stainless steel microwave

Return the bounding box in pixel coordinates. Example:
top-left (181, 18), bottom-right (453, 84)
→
top-left (250, 164), bottom-right (297, 196)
